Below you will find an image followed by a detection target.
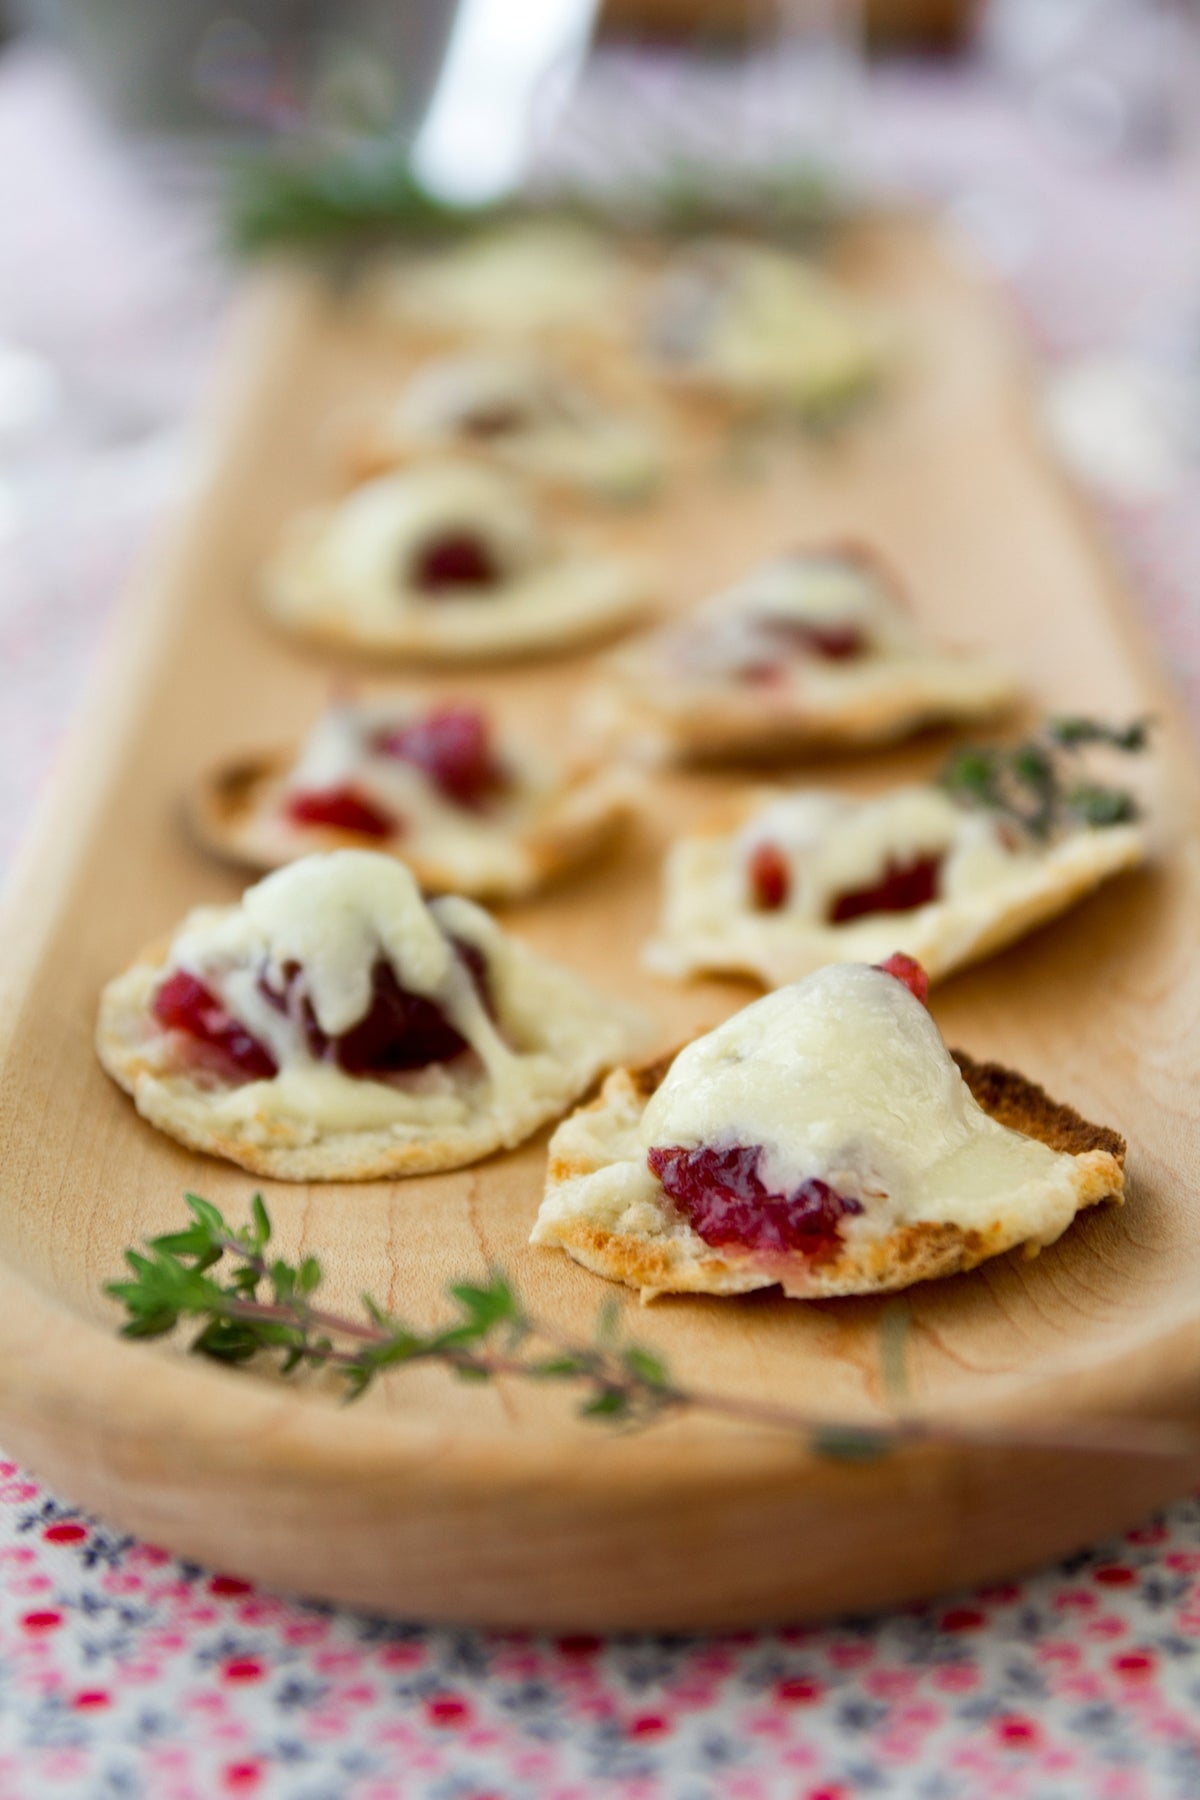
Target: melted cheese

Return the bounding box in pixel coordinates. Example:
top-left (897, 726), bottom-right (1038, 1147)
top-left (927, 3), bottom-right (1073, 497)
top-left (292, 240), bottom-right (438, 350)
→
top-left (738, 787), bottom-right (1030, 919)
top-left (395, 349), bottom-right (555, 438)
top-left (638, 965), bottom-right (1082, 1242)
top-left (652, 241), bottom-right (881, 406)
top-left (383, 222), bottom-right (627, 337)
top-left (168, 852), bottom-right (525, 1120)
top-left (657, 552), bottom-right (913, 685)
top-left (649, 780), bottom-right (1144, 988)
top-left (276, 700), bottom-right (554, 890)
top-left (319, 462), bottom-right (544, 616)
top-left (384, 351), bottom-right (663, 502)
top-left (740, 553), bottom-right (905, 637)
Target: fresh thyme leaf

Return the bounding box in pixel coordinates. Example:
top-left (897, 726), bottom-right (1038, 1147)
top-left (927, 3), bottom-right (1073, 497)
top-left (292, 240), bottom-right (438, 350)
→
top-left (183, 1192), bottom-right (227, 1240)
top-left (807, 1424), bottom-right (891, 1463)
top-left (224, 140), bottom-right (489, 257)
top-left (532, 1355), bottom-right (592, 1379)
top-left (878, 1301), bottom-right (912, 1409)
top-left (581, 1389), bottom-right (630, 1420)
top-left (621, 1346), bottom-right (671, 1390)
top-left (939, 717), bottom-right (1148, 839)
top-left (595, 1298), bottom-right (622, 1348)
top-left (249, 1192), bottom-right (272, 1252)
top-left (1048, 716), bottom-right (1152, 753)
top-left (362, 1294), bottom-right (392, 1329)
top-left (448, 1276), bottom-right (526, 1337)
top-left (1067, 783), bottom-right (1140, 828)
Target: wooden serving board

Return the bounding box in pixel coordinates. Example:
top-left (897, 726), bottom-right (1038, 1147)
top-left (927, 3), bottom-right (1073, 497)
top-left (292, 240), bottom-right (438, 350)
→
top-left (3, 219), bottom-right (1200, 1632)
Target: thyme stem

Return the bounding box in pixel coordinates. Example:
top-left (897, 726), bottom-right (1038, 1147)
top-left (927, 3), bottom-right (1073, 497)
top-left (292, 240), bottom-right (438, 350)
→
top-left (106, 1195), bottom-right (1200, 1467)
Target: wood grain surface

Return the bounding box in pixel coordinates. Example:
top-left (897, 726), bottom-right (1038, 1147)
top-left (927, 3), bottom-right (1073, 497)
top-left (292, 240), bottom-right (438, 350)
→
top-left (2, 219), bottom-right (1200, 1630)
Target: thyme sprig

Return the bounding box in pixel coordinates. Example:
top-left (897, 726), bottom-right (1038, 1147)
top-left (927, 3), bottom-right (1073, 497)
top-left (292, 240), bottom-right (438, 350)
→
top-left (106, 1196), bottom-right (1197, 1465)
top-left (940, 717), bottom-right (1150, 841)
top-left (223, 139), bottom-right (848, 259)
top-left (224, 141), bottom-right (498, 257)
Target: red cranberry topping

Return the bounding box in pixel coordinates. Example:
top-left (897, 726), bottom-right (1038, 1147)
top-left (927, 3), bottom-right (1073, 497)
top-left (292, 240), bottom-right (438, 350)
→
top-left (875, 952), bottom-right (930, 1005)
top-left (259, 940), bottom-right (491, 1077)
top-left (411, 531), bottom-right (501, 595)
top-left (461, 403), bottom-right (525, 440)
top-left (285, 785), bottom-right (396, 840)
top-left (323, 960), bottom-right (472, 1074)
top-left (373, 706), bottom-right (505, 811)
top-left (153, 972), bottom-right (278, 1081)
top-left (648, 1143), bottom-right (862, 1260)
top-left (748, 842), bottom-right (790, 911)
top-left (766, 616), bottom-right (868, 663)
top-left (828, 852), bottom-right (941, 924)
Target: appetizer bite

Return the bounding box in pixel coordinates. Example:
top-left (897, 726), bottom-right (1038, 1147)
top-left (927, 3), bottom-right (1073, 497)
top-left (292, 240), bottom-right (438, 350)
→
top-left (648, 722), bottom-right (1149, 987)
top-left (190, 695), bottom-right (636, 901)
top-left (532, 955), bottom-right (1125, 1300)
top-left (646, 238), bottom-right (885, 420)
top-left (587, 545), bottom-right (1018, 765)
top-left (364, 220), bottom-right (634, 341)
top-left (97, 851), bottom-right (640, 1180)
top-left (354, 348), bottom-right (664, 504)
top-left (261, 459), bottom-right (654, 662)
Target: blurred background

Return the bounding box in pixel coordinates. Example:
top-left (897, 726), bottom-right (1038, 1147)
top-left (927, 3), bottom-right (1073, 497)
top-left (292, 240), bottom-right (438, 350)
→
top-left (0, 0), bottom-right (1198, 868)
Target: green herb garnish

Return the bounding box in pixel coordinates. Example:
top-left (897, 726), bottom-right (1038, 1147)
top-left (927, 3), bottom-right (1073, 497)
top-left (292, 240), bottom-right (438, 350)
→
top-left (106, 1194), bottom-right (1194, 1464)
top-left (223, 140), bottom-right (495, 257)
top-left (222, 136), bottom-right (851, 259)
top-left (940, 716), bottom-right (1150, 841)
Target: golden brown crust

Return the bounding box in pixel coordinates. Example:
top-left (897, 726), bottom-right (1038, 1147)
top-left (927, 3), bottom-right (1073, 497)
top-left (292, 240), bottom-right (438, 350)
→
top-left (534, 1046), bottom-right (1126, 1300)
top-left (952, 1051), bottom-right (1126, 1166)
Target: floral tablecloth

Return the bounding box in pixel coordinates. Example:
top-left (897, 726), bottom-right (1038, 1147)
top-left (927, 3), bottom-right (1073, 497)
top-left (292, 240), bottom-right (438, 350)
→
top-left (3, 40), bottom-right (1200, 1800)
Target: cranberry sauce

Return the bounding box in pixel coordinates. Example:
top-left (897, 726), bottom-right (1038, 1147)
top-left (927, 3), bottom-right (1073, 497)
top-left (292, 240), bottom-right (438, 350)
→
top-left (152, 972), bottom-right (278, 1081)
top-left (874, 952), bottom-right (930, 1005)
top-left (648, 1143), bottom-right (862, 1261)
top-left (747, 842), bottom-right (791, 911)
top-left (285, 785), bottom-right (396, 840)
top-left (766, 615), bottom-right (868, 663)
top-left (373, 705), bottom-right (505, 811)
top-left (733, 615), bottom-right (868, 686)
top-left (411, 531), bottom-right (501, 594)
top-left (460, 403), bottom-right (525, 440)
top-left (258, 939), bottom-right (492, 1078)
top-left (156, 941), bottom-right (492, 1086)
top-left (828, 852), bottom-right (942, 924)
top-left (780, 619), bottom-right (863, 662)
